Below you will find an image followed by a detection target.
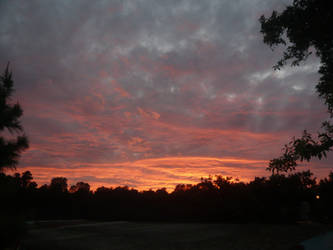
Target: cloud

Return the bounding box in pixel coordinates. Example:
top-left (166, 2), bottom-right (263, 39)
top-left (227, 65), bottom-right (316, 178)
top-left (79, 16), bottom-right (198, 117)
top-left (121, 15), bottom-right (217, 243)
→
top-left (1, 0), bottom-right (331, 189)
top-left (16, 156), bottom-right (267, 191)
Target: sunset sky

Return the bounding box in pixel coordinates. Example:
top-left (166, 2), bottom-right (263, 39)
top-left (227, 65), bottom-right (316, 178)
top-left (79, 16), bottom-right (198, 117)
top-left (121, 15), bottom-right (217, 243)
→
top-left (0, 0), bottom-right (331, 190)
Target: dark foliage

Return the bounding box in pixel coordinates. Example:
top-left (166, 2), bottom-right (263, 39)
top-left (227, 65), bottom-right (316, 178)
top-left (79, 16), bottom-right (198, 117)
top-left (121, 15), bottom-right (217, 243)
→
top-left (2, 171), bottom-right (333, 225)
top-left (0, 64), bottom-right (28, 171)
top-left (0, 171), bottom-right (36, 248)
top-left (260, 0), bottom-right (333, 173)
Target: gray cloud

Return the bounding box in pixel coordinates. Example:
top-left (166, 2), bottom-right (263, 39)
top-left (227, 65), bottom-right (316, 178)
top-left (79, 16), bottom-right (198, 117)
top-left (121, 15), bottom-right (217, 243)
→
top-left (1, 0), bottom-right (331, 186)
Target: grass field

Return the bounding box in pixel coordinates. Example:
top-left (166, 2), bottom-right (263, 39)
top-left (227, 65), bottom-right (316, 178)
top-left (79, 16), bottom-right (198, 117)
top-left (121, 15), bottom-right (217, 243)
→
top-left (22, 221), bottom-right (332, 250)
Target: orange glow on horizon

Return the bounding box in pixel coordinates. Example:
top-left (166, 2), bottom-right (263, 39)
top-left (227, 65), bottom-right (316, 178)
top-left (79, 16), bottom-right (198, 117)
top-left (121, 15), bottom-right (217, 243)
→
top-left (15, 156), bottom-right (268, 192)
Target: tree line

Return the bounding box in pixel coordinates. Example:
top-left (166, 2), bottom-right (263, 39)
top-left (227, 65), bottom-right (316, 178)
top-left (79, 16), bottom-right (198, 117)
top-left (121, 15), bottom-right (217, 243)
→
top-left (1, 170), bottom-right (333, 224)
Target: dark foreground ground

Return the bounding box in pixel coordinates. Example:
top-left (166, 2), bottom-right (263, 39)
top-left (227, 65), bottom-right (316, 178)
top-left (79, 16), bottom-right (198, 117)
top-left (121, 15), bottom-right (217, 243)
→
top-left (22, 221), bottom-right (332, 250)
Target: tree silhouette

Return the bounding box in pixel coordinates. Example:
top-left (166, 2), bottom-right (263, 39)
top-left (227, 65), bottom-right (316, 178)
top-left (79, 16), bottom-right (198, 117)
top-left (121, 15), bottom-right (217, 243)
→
top-left (3, 170), bottom-right (333, 224)
top-left (0, 64), bottom-right (28, 171)
top-left (21, 170), bottom-right (34, 189)
top-left (69, 181), bottom-right (90, 194)
top-left (260, 0), bottom-right (333, 173)
top-left (50, 177), bottom-right (68, 193)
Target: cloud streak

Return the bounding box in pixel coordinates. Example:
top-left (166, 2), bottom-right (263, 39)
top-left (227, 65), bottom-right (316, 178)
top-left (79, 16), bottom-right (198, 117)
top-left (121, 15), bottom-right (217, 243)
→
top-left (17, 156), bottom-right (266, 191)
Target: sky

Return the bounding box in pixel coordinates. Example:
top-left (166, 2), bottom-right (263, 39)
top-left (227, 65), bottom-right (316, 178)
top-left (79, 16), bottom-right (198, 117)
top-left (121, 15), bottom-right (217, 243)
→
top-left (0, 0), bottom-right (331, 191)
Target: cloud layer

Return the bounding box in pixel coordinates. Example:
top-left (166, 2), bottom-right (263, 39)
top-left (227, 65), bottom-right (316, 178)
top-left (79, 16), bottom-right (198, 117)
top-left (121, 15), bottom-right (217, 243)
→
top-left (1, 0), bottom-right (331, 189)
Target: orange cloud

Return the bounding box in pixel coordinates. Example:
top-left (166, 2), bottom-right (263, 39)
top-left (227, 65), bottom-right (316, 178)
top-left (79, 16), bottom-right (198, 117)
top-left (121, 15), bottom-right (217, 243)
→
top-left (17, 156), bottom-right (269, 191)
top-left (137, 107), bottom-right (160, 120)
